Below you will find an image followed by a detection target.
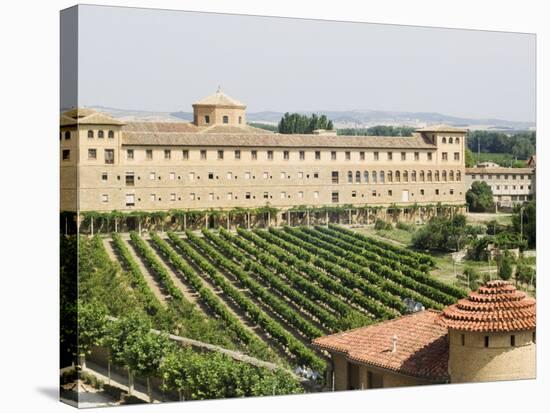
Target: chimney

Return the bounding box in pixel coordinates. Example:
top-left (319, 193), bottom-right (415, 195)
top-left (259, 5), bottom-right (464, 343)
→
top-left (392, 335), bottom-right (398, 353)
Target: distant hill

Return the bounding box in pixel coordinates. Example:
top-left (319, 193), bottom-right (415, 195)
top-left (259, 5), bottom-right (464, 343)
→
top-left (89, 105), bottom-right (535, 132)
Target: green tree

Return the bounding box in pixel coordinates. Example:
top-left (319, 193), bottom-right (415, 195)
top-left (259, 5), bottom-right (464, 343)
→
top-left (77, 300), bottom-right (108, 369)
top-left (497, 251), bottom-right (514, 280)
top-left (412, 215), bottom-right (473, 252)
top-left (277, 112), bottom-right (334, 134)
top-left (512, 201), bottom-right (536, 248)
top-left (465, 147), bottom-right (475, 167)
top-left (456, 266), bottom-right (482, 290)
top-left (466, 181), bottom-right (495, 212)
top-left (515, 259), bottom-right (536, 288)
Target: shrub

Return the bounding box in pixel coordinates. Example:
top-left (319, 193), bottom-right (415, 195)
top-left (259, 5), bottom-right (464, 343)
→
top-left (396, 221), bottom-right (415, 233)
top-left (375, 219), bottom-right (392, 231)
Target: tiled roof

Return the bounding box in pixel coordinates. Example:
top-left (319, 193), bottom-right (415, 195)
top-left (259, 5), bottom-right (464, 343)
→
top-left (198, 124), bottom-right (273, 134)
top-left (121, 132), bottom-right (437, 149)
top-left (415, 124), bottom-right (468, 133)
top-left (313, 310), bottom-right (449, 381)
top-left (466, 167), bottom-right (534, 175)
top-left (123, 121), bottom-right (200, 133)
top-left (60, 108), bottom-right (125, 126)
top-left (193, 90), bottom-right (246, 108)
top-left (441, 280), bottom-right (536, 332)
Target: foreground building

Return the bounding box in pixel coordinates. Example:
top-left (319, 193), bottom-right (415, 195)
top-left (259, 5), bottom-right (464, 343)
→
top-left (313, 280), bottom-right (536, 390)
top-left (466, 164), bottom-right (535, 209)
top-left (60, 90), bottom-right (466, 228)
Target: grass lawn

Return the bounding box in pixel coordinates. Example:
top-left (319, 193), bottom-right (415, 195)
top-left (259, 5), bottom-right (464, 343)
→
top-left (430, 252), bottom-right (495, 287)
top-left (353, 226), bottom-right (413, 246)
top-left (466, 212), bottom-right (513, 226)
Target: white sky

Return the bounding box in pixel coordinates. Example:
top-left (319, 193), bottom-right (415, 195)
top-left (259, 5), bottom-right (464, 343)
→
top-left (77, 5), bottom-right (535, 122)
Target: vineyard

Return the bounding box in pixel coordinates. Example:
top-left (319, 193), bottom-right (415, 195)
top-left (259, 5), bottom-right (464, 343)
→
top-left (68, 224), bottom-right (466, 399)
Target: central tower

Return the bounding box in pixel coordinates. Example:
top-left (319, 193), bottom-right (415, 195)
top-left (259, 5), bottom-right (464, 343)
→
top-left (192, 88), bottom-right (247, 127)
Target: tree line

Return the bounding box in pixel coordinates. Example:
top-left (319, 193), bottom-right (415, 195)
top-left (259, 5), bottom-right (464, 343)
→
top-left (466, 130), bottom-right (536, 160)
top-left (277, 113), bottom-right (333, 134)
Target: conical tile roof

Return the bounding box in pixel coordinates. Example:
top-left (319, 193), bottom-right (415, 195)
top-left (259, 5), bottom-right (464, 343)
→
top-left (441, 280), bottom-right (536, 332)
top-left (193, 89), bottom-right (246, 108)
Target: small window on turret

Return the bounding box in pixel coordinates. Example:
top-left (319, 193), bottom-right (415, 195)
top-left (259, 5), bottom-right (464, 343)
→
top-left (88, 130), bottom-right (94, 138)
top-left (239, 116), bottom-right (242, 124)
top-left (98, 130), bottom-right (104, 139)
top-left (442, 137), bottom-right (447, 144)
top-left (511, 335), bottom-right (516, 347)
top-left (533, 332), bottom-right (536, 343)
top-left (64, 131), bottom-right (71, 140)
top-left (461, 334), bottom-right (465, 346)
top-left (484, 336), bottom-right (489, 347)
top-left (205, 115), bottom-right (210, 124)
top-left (108, 130), bottom-right (114, 139)
top-left (223, 115), bottom-right (229, 124)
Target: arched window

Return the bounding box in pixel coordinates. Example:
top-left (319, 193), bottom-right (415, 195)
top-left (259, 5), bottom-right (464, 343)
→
top-left (387, 171), bottom-right (392, 183)
top-left (456, 170), bottom-right (462, 181)
top-left (372, 171), bottom-right (377, 183)
top-left (64, 131), bottom-right (70, 140)
top-left (395, 171), bottom-right (401, 182)
top-left (435, 171), bottom-right (440, 181)
top-left (364, 171), bottom-right (369, 184)
top-left (412, 171), bottom-right (417, 182)
top-left (455, 137), bottom-right (460, 144)
top-left (223, 115), bottom-right (229, 124)
top-left (98, 130), bottom-right (104, 138)
top-left (403, 170), bottom-right (409, 182)
top-left (449, 170), bottom-right (454, 181)
top-left (348, 171), bottom-right (353, 183)
top-left (355, 171), bottom-right (361, 183)
top-left (238, 116), bottom-right (242, 124)
top-left (108, 130), bottom-right (114, 139)
top-left (449, 137), bottom-right (453, 144)
top-left (379, 171), bottom-right (385, 183)
top-left (420, 170), bottom-right (425, 182)
top-left (87, 130), bottom-right (94, 138)
top-left (442, 170), bottom-right (447, 181)
top-left (442, 137), bottom-right (447, 144)
top-left (427, 171), bottom-right (432, 182)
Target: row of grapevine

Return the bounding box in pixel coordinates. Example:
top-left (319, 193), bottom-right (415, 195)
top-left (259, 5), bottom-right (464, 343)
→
top-left (145, 234), bottom-right (279, 363)
top-left (235, 228), bottom-right (395, 320)
top-left (218, 228), bottom-right (363, 325)
top-left (201, 229), bottom-right (340, 332)
top-left (328, 224), bottom-right (436, 267)
top-left (258, 228), bottom-right (406, 314)
top-left (181, 230), bottom-right (324, 340)
top-left (290, 227), bottom-right (453, 307)
top-left (312, 226), bottom-right (466, 301)
top-left (165, 231), bottom-right (326, 372)
top-left (328, 227), bottom-right (467, 298)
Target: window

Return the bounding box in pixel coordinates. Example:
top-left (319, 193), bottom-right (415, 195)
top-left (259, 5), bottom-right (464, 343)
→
top-left (351, 191), bottom-right (357, 198)
top-left (372, 190), bottom-right (377, 197)
top-left (170, 193), bottom-right (176, 201)
top-left (190, 193), bottom-right (196, 201)
top-left (403, 170), bottom-right (408, 182)
top-left (442, 137), bottom-right (447, 144)
top-left (125, 173), bottom-right (134, 186)
top-left (299, 150), bottom-right (305, 160)
top-left (238, 116), bottom-right (242, 124)
top-left (101, 172), bottom-right (108, 181)
top-left (364, 171), bottom-right (369, 184)
top-left (331, 151), bottom-right (337, 160)
top-left (442, 171), bottom-right (447, 181)
top-left (218, 150), bottom-right (224, 160)
top-left (412, 171), bottom-right (417, 182)
top-left (164, 149), bottom-right (171, 160)
top-left (223, 115), bottom-right (229, 124)
top-left (64, 131), bottom-right (71, 140)
top-left (449, 171), bottom-right (454, 181)
top-left (88, 149), bottom-right (97, 160)
top-left (104, 149), bottom-right (114, 164)
top-left (461, 334), bottom-right (465, 346)
top-left (513, 175), bottom-right (517, 180)
top-left (263, 171), bottom-right (269, 179)
top-left (169, 172), bottom-right (176, 180)
top-left (87, 130), bottom-right (94, 138)
top-left (388, 190), bottom-right (393, 196)
top-left (313, 172), bottom-right (319, 179)
top-left (355, 171), bottom-right (361, 183)
top-left (251, 150), bottom-right (257, 160)
top-left (298, 172), bottom-right (304, 179)
top-left (455, 137), bottom-right (460, 144)
top-left (484, 336), bottom-right (489, 347)
top-left (401, 152), bottom-right (406, 161)
top-left (427, 152), bottom-right (433, 161)
top-left (379, 171), bottom-right (385, 183)
top-left (420, 189), bottom-right (425, 195)
top-left (205, 115), bottom-right (210, 124)
top-left (149, 172), bottom-right (156, 180)
top-left (360, 151), bottom-right (365, 160)
top-left (208, 193), bottom-right (214, 201)
top-left (332, 171), bottom-right (339, 184)
top-left (101, 194), bottom-right (108, 203)
top-left (315, 151), bottom-right (321, 160)
top-left (442, 152), bottom-right (448, 161)
top-left (125, 194), bottom-right (135, 206)
top-left (420, 170), bottom-right (425, 182)
top-left (267, 150), bottom-right (274, 160)
top-left (414, 152), bottom-right (419, 161)
top-left (347, 171), bottom-right (353, 183)
top-left (234, 150), bottom-right (241, 160)
top-left (387, 171), bottom-right (392, 183)
top-left (227, 172), bottom-right (233, 180)
top-left (435, 189), bottom-right (440, 195)
top-left (457, 171), bottom-right (461, 181)
top-left (454, 152), bottom-right (460, 161)
top-left (108, 130), bottom-right (114, 139)
top-left (208, 172), bottom-right (214, 180)
top-left (98, 130), bottom-right (104, 139)
top-left (435, 171), bottom-right (440, 181)
top-left (189, 172), bottom-right (195, 181)
top-left (374, 152), bottom-right (379, 161)
top-left (395, 171), bottom-right (401, 183)
top-left (298, 191), bottom-right (304, 199)
top-left (245, 172), bottom-right (251, 180)
top-left (283, 150), bottom-right (289, 160)
top-left (182, 150), bottom-right (189, 160)
top-left (146, 149), bottom-right (153, 160)
top-left (372, 171), bottom-right (378, 184)
top-left (227, 192), bottom-right (233, 200)
top-left (427, 171), bottom-right (433, 182)
top-left (345, 151), bottom-right (351, 160)
top-left (331, 191), bottom-right (339, 203)
top-left (314, 191), bottom-right (319, 199)
top-left (387, 152), bottom-right (393, 161)
top-left (280, 172), bottom-right (286, 179)
top-left (264, 192), bottom-right (269, 199)
top-left (200, 150), bottom-right (207, 160)
top-left (449, 137), bottom-right (453, 144)
top-left (280, 191), bottom-right (286, 199)
top-left (127, 149), bottom-right (134, 160)
top-left (245, 192), bottom-right (251, 200)
top-left (450, 189), bottom-right (454, 195)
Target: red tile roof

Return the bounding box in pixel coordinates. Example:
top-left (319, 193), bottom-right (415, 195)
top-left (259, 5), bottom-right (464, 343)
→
top-left (440, 280), bottom-right (536, 333)
top-left (312, 310), bottom-right (449, 381)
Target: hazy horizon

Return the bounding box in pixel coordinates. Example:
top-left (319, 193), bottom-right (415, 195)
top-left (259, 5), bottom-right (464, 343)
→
top-left (75, 5), bottom-right (536, 123)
